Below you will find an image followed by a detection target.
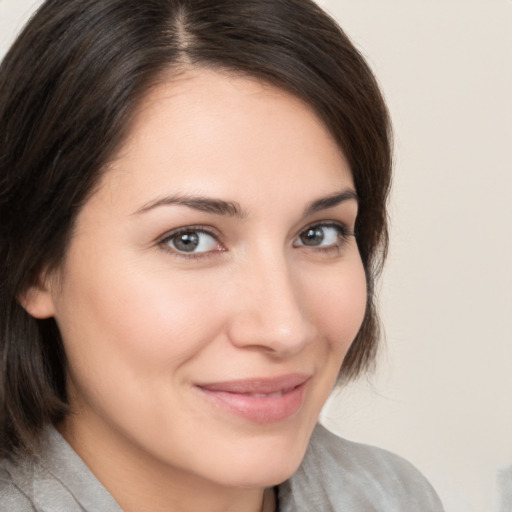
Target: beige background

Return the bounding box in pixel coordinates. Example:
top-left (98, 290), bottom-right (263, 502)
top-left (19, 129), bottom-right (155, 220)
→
top-left (2, 1), bottom-right (511, 511)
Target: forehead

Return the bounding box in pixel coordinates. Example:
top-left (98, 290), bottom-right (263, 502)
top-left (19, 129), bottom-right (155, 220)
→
top-left (101, 68), bottom-right (353, 210)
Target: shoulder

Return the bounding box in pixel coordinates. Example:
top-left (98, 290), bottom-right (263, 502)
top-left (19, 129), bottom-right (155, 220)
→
top-left (0, 427), bottom-right (123, 512)
top-left (278, 424), bottom-right (444, 512)
top-left (497, 465), bottom-right (512, 511)
top-left (309, 424), bottom-right (438, 492)
top-left (0, 460), bottom-right (36, 511)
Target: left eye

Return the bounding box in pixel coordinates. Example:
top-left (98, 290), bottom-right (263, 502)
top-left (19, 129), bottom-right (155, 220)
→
top-left (163, 229), bottom-right (220, 254)
top-left (294, 224), bottom-right (344, 248)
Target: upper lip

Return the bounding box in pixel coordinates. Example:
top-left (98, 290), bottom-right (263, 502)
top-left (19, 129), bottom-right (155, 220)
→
top-left (196, 373), bottom-right (311, 395)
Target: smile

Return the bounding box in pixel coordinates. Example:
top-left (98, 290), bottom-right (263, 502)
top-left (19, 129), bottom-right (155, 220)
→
top-left (195, 374), bottom-right (310, 423)
top-left (244, 390), bottom-right (291, 398)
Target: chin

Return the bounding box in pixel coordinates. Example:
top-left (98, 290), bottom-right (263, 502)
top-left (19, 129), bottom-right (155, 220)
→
top-left (218, 462), bottom-right (304, 489)
top-left (249, 460), bottom-right (304, 488)
top-left (205, 435), bottom-right (309, 489)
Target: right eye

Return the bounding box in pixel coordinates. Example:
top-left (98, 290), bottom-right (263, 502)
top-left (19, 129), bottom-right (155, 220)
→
top-left (160, 228), bottom-right (223, 255)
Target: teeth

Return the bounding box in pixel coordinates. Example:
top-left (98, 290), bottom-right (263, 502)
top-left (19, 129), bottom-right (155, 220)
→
top-left (247, 388), bottom-right (293, 398)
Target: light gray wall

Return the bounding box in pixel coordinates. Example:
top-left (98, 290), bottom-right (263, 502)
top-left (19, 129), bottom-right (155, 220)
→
top-left (0, 1), bottom-right (40, 56)
top-left (2, 1), bottom-right (511, 511)
top-left (320, 2), bottom-right (512, 512)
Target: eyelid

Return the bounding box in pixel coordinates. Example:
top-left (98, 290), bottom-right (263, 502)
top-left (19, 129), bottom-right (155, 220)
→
top-left (156, 220), bottom-right (355, 260)
top-left (157, 225), bottom-right (225, 258)
top-left (300, 220), bottom-right (354, 236)
top-left (293, 220), bottom-right (355, 249)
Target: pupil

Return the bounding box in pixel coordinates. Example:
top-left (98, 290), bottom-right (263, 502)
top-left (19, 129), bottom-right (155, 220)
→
top-left (174, 232), bottom-right (199, 252)
top-left (301, 227), bottom-right (324, 246)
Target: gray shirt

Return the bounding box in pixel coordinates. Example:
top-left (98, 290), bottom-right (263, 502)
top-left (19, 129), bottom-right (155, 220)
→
top-left (497, 465), bottom-right (512, 512)
top-left (0, 424), bottom-right (443, 511)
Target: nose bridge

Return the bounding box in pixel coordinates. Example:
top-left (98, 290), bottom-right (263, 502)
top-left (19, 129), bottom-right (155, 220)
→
top-left (228, 246), bottom-right (316, 354)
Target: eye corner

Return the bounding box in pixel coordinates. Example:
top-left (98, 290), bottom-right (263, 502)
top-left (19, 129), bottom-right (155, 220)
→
top-left (158, 225), bottom-right (225, 259)
top-left (293, 221), bottom-right (354, 251)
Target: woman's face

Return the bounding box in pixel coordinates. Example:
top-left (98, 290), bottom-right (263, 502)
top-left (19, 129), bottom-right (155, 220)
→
top-left (36, 69), bottom-right (366, 491)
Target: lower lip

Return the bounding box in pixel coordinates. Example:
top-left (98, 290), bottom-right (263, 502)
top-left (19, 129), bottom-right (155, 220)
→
top-left (196, 381), bottom-right (308, 423)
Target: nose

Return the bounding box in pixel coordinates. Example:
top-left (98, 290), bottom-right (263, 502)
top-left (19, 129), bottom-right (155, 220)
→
top-left (226, 252), bottom-right (317, 357)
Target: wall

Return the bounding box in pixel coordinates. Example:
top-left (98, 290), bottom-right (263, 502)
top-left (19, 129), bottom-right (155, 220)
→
top-left (319, 2), bottom-right (512, 512)
top-left (2, 1), bottom-right (511, 511)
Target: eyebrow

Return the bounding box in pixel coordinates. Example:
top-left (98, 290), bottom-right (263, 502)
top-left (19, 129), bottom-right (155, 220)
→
top-left (134, 195), bottom-right (247, 218)
top-left (133, 188), bottom-right (358, 218)
top-left (303, 189), bottom-right (359, 217)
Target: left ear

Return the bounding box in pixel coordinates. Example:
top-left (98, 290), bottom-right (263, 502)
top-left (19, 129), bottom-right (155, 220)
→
top-left (18, 274), bottom-right (57, 319)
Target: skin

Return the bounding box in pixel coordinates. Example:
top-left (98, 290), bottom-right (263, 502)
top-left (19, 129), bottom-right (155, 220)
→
top-left (24, 69), bottom-right (367, 512)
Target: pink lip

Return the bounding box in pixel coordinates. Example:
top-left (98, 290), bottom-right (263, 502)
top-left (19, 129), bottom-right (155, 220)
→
top-left (195, 374), bottom-right (310, 423)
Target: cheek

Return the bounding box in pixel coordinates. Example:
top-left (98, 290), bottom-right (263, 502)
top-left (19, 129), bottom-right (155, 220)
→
top-left (305, 258), bottom-right (368, 355)
top-left (53, 252), bottom-right (226, 385)
top-left (52, 258), bottom-right (232, 443)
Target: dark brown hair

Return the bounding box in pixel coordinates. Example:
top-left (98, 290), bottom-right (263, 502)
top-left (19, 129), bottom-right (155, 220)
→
top-left (0, 0), bottom-right (391, 457)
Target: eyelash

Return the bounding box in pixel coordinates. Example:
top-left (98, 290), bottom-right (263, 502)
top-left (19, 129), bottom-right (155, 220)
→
top-left (158, 225), bottom-right (223, 260)
top-left (158, 221), bottom-right (355, 260)
top-left (293, 221), bottom-right (355, 254)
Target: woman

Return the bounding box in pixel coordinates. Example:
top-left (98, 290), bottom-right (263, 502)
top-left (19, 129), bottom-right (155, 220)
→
top-left (0, 0), bottom-right (443, 510)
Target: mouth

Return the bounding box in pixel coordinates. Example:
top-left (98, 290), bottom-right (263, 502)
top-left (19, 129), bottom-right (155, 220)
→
top-left (194, 374), bottom-right (310, 423)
